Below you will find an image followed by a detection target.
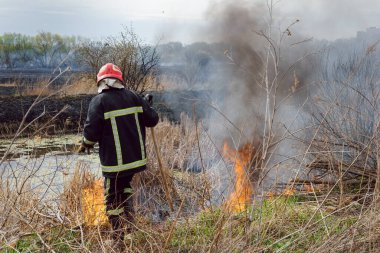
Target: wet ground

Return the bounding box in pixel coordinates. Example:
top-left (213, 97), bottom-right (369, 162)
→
top-left (0, 135), bottom-right (102, 198)
top-left (1, 135), bottom-right (84, 158)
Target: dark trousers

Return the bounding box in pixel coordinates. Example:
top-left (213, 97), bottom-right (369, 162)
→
top-left (104, 174), bottom-right (134, 232)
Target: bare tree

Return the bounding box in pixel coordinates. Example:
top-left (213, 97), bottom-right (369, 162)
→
top-left (77, 27), bottom-right (159, 93)
top-left (180, 50), bottom-right (211, 88)
top-left (307, 49), bottom-right (380, 186)
top-left (0, 33), bottom-right (18, 69)
top-left (34, 32), bottom-right (66, 68)
top-left (76, 40), bottom-right (109, 77)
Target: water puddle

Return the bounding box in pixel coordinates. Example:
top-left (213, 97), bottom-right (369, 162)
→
top-left (0, 134), bottom-right (102, 199)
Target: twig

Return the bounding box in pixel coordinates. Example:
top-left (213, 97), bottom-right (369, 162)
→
top-left (150, 127), bottom-right (174, 212)
top-left (162, 197), bottom-right (185, 252)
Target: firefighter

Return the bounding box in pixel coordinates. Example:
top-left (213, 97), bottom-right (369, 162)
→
top-left (78, 63), bottom-right (159, 236)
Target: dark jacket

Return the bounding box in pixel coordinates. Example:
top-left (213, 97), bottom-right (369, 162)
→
top-left (83, 88), bottom-right (159, 178)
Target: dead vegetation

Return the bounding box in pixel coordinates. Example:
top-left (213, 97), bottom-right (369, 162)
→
top-left (1, 5), bottom-right (380, 253)
top-left (0, 109), bottom-right (379, 252)
top-left (304, 49), bottom-right (380, 208)
top-left (77, 27), bottom-right (159, 94)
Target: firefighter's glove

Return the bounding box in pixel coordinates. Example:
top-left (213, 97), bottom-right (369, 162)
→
top-left (77, 143), bottom-right (86, 153)
top-left (144, 94), bottom-right (153, 106)
top-left (77, 141), bottom-right (92, 154)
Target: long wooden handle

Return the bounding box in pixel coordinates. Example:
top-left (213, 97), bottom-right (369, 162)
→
top-left (150, 127), bottom-right (174, 212)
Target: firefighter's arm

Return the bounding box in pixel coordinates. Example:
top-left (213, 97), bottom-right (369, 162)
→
top-left (82, 96), bottom-right (104, 147)
top-left (141, 94), bottom-right (159, 127)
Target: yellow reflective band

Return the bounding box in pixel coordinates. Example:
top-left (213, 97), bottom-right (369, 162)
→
top-left (110, 117), bottom-right (123, 165)
top-left (103, 106), bottom-right (145, 171)
top-left (104, 107), bottom-right (143, 119)
top-left (105, 178), bottom-right (110, 197)
top-left (107, 207), bottom-right (124, 216)
top-left (124, 188), bottom-right (133, 194)
top-left (134, 113), bottom-right (145, 160)
top-left (83, 137), bottom-right (96, 145)
top-left (101, 159), bottom-right (147, 173)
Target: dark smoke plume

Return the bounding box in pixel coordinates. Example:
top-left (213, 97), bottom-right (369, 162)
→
top-left (206, 1), bottom-right (264, 96)
top-left (192, 0), bottom-right (324, 198)
top-left (202, 0), bottom-right (317, 145)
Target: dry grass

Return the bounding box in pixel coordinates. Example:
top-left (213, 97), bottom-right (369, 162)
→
top-left (1, 102), bottom-right (380, 252)
top-left (61, 162), bottom-right (102, 227)
top-left (1, 20), bottom-right (380, 253)
top-left (22, 79), bottom-right (55, 96)
top-left (0, 82), bottom-right (17, 87)
top-left (56, 74), bottom-right (159, 96)
top-left (133, 115), bottom-right (214, 219)
top-left (312, 206), bottom-right (380, 253)
top-left (61, 77), bottom-right (97, 96)
top-left (304, 51), bottom-right (380, 208)
top-left (156, 75), bottom-right (189, 90)
top-left (21, 76), bottom-right (97, 97)
top-left (0, 117), bottom-right (375, 252)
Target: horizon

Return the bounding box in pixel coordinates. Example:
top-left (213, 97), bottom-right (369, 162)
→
top-left (1, 0), bottom-right (380, 44)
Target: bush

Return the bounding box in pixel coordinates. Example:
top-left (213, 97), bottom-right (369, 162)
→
top-left (306, 47), bottom-right (380, 197)
top-left (77, 27), bottom-right (159, 93)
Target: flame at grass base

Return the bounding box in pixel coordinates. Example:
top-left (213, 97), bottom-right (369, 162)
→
top-left (223, 142), bottom-right (254, 213)
top-left (81, 179), bottom-right (108, 226)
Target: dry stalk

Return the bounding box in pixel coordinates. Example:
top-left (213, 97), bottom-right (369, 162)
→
top-left (163, 197), bottom-right (185, 251)
top-left (150, 127), bottom-right (174, 212)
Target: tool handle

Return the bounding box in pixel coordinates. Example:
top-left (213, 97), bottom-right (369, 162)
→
top-left (150, 127), bottom-right (174, 212)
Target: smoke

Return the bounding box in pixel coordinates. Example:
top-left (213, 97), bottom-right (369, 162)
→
top-left (202, 0), bottom-right (316, 146)
top-left (203, 1), bottom-right (265, 144)
top-left (174, 0), bottom-right (380, 199)
top-left (279, 0), bottom-right (380, 41)
top-left (193, 0), bottom-right (322, 192)
top-left (206, 0), bottom-right (264, 92)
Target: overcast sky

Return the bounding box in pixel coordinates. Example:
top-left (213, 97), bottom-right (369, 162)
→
top-left (1, 0), bottom-right (380, 43)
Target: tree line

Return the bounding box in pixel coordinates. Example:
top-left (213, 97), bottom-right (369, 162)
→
top-left (0, 29), bottom-right (224, 92)
top-left (0, 32), bottom-right (79, 69)
top-left (0, 28), bottom-right (160, 93)
top-left (3, 27), bottom-right (379, 92)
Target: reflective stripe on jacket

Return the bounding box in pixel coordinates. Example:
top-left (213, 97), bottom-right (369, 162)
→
top-left (83, 88), bottom-right (159, 178)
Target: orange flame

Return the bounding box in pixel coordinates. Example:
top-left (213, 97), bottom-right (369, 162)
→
top-left (266, 191), bottom-right (274, 200)
top-left (223, 142), bottom-right (253, 212)
top-left (303, 183), bottom-right (314, 193)
top-left (81, 179), bottom-right (108, 226)
top-left (282, 186), bottom-right (295, 196)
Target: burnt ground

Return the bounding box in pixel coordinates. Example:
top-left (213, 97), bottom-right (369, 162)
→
top-left (0, 68), bottom-right (81, 85)
top-left (0, 90), bottom-right (210, 136)
top-left (0, 68), bottom-right (89, 98)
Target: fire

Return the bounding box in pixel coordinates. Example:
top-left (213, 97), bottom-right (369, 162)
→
top-left (81, 179), bottom-right (108, 226)
top-left (223, 142), bottom-right (254, 212)
top-left (266, 191), bottom-right (274, 200)
top-left (303, 183), bottom-right (314, 193)
top-left (282, 186), bottom-right (295, 196)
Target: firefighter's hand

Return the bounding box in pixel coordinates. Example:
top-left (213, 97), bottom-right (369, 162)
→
top-left (76, 142), bottom-right (92, 154)
top-left (76, 143), bottom-right (86, 153)
top-left (144, 94), bottom-right (153, 106)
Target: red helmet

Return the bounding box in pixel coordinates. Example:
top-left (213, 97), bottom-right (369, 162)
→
top-left (96, 63), bottom-right (124, 84)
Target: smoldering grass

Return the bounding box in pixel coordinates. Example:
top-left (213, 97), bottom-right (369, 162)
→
top-left (0, 113), bottom-right (378, 253)
top-left (2, 40), bottom-right (380, 253)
